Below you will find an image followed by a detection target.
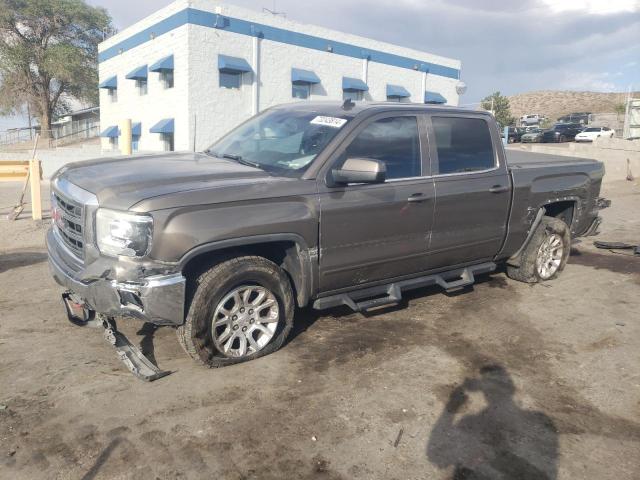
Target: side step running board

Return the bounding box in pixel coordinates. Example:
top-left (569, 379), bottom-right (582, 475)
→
top-left (313, 262), bottom-right (496, 312)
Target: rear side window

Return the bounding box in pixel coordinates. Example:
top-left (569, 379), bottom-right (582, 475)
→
top-left (344, 116), bottom-right (421, 179)
top-left (431, 117), bottom-right (495, 174)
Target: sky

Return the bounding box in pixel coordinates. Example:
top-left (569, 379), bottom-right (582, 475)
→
top-left (2, 0), bottom-right (638, 129)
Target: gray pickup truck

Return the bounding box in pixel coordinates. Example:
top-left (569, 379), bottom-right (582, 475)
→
top-left (47, 101), bottom-right (607, 378)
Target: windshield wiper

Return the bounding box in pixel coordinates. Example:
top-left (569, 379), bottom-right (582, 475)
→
top-left (221, 153), bottom-right (261, 169)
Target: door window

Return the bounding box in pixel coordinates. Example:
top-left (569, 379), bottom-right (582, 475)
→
top-left (343, 116), bottom-right (421, 179)
top-left (431, 116), bottom-right (495, 175)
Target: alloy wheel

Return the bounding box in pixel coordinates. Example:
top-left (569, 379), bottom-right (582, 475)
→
top-left (535, 233), bottom-right (564, 280)
top-left (211, 285), bottom-right (280, 358)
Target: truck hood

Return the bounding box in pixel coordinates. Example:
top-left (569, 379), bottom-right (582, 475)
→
top-left (56, 152), bottom-right (301, 211)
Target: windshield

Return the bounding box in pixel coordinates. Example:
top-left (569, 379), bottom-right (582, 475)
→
top-left (554, 124), bottom-right (569, 130)
top-left (206, 108), bottom-right (352, 175)
top-left (584, 127), bottom-right (600, 132)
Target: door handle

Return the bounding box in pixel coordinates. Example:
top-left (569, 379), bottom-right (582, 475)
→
top-left (407, 193), bottom-right (427, 203)
top-left (489, 185), bottom-right (510, 194)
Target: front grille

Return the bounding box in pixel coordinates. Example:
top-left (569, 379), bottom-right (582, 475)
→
top-left (53, 189), bottom-right (85, 260)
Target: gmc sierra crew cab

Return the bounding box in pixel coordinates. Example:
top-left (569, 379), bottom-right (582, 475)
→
top-left (47, 101), bottom-right (607, 376)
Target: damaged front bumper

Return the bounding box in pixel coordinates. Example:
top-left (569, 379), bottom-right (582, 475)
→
top-left (47, 229), bottom-right (186, 325)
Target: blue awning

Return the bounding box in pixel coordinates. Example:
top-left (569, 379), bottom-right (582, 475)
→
top-left (99, 76), bottom-right (117, 89)
top-left (342, 77), bottom-right (368, 92)
top-left (125, 65), bottom-right (148, 80)
top-left (291, 68), bottom-right (320, 85)
top-left (100, 126), bottom-right (119, 138)
top-left (149, 55), bottom-right (174, 72)
top-left (387, 84), bottom-right (411, 99)
top-left (150, 118), bottom-right (174, 134)
top-left (218, 54), bottom-right (252, 74)
top-left (132, 122), bottom-right (141, 136)
top-left (424, 91), bottom-right (447, 104)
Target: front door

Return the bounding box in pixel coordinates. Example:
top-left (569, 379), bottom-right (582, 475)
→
top-left (318, 113), bottom-right (435, 292)
top-left (426, 114), bottom-right (511, 269)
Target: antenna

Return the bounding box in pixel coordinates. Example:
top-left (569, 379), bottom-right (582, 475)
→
top-left (342, 98), bottom-right (355, 110)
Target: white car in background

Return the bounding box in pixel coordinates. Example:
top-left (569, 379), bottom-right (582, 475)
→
top-left (575, 126), bottom-right (615, 142)
top-left (520, 114), bottom-right (545, 126)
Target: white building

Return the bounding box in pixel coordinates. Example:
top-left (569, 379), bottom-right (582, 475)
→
top-left (98, 0), bottom-right (463, 153)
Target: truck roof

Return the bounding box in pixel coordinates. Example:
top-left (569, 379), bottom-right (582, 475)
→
top-left (270, 101), bottom-right (488, 118)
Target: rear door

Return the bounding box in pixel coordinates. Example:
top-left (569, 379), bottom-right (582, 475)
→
top-left (426, 114), bottom-right (511, 269)
top-left (317, 113), bottom-right (435, 292)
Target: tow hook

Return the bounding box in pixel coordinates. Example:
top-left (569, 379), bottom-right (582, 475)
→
top-left (101, 317), bottom-right (171, 382)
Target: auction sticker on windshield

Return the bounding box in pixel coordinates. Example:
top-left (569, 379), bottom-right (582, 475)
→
top-left (310, 116), bottom-right (348, 128)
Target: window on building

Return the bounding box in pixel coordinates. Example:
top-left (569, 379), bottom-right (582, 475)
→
top-left (136, 79), bottom-right (148, 96)
top-left (160, 70), bottom-right (174, 89)
top-left (132, 135), bottom-right (140, 151)
top-left (431, 116), bottom-right (495, 175)
top-left (343, 90), bottom-right (363, 102)
top-left (108, 89), bottom-right (118, 103)
top-left (220, 72), bottom-right (242, 89)
top-left (292, 83), bottom-right (311, 99)
top-left (343, 116), bottom-right (421, 180)
top-left (109, 136), bottom-right (119, 150)
top-left (161, 133), bottom-right (174, 152)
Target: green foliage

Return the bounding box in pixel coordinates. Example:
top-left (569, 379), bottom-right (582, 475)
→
top-left (481, 91), bottom-right (516, 127)
top-left (614, 103), bottom-right (626, 115)
top-left (0, 0), bottom-right (112, 136)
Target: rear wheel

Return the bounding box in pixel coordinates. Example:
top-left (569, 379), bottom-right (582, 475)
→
top-left (177, 256), bottom-right (295, 367)
top-left (507, 216), bottom-right (571, 283)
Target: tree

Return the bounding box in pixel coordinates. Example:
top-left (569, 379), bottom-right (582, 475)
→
top-left (0, 0), bottom-right (112, 138)
top-left (481, 91), bottom-right (515, 127)
top-left (614, 103), bottom-right (626, 121)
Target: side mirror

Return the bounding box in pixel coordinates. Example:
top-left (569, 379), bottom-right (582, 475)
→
top-left (332, 158), bottom-right (386, 185)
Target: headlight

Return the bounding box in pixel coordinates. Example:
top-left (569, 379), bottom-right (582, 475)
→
top-left (95, 208), bottom-right (153, 257)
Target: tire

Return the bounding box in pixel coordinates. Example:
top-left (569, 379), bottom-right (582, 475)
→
top-left (508, 137), bottom-right (515, 144)
top-left (176, 256), bottom-right (295, 367)
top-left (559, 135), bottom-right (566, 143)
top-left (506, 216), bottom-right (571, 283)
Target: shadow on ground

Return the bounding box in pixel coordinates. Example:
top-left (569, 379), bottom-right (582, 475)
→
top-left (0, 250), bottom-right (47, 274)
top-left (427, 365), bottom-right (558, 480)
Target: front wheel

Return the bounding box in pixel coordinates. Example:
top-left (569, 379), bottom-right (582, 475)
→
top-left (177, 256), bottom-right (295, 367)
top-left (507, 216), bottom-right (571, 283)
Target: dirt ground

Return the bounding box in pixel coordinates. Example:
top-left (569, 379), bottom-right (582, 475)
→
top-left (0, 179), bottom-right (639, 480)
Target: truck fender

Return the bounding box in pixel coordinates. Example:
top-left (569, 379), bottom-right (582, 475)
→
top-left (177, 233), bottom-right (316, 308)
top-left (507, 207), bottom-right (545, 267)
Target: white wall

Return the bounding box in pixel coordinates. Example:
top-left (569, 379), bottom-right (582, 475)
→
top-left (99, 0), bottom-right (462, 153)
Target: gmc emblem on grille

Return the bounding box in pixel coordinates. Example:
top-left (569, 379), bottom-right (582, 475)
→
top-left (52, 204), bottom-right (64, 230)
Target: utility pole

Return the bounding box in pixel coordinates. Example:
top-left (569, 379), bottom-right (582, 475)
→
top-left (27, 104), bottom-right (32, 140)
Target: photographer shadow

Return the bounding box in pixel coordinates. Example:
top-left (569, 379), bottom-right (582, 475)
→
top-left (427, 365), bottom-right (558, 480)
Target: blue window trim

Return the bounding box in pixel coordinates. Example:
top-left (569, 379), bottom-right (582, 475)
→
top-left (291, 68), bottom-right (320, 85)
top-left (343, 77), bottom-right (368, 92)
top-left (218, 54), bottom-right (252, 74)
top-left (100, 126), bottom-right (120, 138)
top-left (126, 65), bottom-right (148, 80)
top-left (99, 76), bottom-right (117, 89)
top-left (132, 122), bottom-right (142, 136)
top-left (150, 118), bottom-right (174, 134)
top-left (98, 8), bottom-right (459, 80)
top-left (149, 55), bottom-right (174, 72)
top-left (386, 84), bottom-right (411, 99)
top-left (425, 91), bottom-right (447, 104)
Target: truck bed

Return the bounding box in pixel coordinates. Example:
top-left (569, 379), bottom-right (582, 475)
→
top-left (498, 149), bottom-right (605, 260)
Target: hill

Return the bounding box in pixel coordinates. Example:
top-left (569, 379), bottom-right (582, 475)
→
top-left (507, 90), bottom-right (636, 122)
